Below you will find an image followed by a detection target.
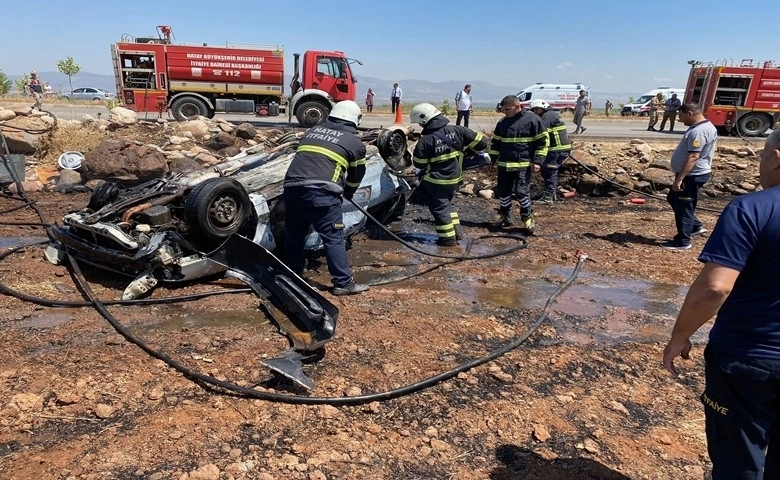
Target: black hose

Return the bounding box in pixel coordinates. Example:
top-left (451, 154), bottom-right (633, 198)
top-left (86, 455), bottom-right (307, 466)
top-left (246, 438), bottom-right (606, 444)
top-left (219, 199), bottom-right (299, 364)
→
top-left (346, 196), bottom-right (528, 261)
top-left (566, 151), bottom-right (724, 214)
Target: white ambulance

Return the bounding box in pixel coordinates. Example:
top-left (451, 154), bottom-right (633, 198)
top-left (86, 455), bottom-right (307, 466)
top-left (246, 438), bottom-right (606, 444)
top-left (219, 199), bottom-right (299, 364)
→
top-left (496, 83), bottom-right (590, 112)
top-left (620, 87), bottom-right (685, 116)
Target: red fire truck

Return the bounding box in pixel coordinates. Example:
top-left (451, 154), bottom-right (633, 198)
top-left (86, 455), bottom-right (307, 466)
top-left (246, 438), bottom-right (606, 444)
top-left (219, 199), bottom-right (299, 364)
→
top-left (111, 25), bottom-right (360, 127)
top-left (683, 59), bottom-right (780, 136)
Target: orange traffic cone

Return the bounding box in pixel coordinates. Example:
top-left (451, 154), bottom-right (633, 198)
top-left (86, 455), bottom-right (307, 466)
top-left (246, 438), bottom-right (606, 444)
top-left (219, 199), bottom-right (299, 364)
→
top-left (393, 103), bottom-right (403, 124)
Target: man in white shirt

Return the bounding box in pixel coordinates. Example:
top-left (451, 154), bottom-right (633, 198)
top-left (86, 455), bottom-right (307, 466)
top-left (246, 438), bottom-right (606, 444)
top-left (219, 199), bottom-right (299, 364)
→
top-left (455, 84), bottom-right (473, 127)
top-left (391, 83), bottom-right (402, 114)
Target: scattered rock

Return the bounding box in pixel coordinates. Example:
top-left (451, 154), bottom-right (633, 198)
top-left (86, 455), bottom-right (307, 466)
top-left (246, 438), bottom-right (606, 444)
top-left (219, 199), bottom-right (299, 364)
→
top-left (533, 424), bottom-right (551, 442)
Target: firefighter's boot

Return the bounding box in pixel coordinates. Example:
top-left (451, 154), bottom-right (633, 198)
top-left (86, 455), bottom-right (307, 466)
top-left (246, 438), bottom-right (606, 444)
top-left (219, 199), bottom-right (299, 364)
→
top-left (454, 224), bottom-right (464, 241)
top-left (437, 236), bottom-right (458, 247)
top-left (521, 213), bottom-right (535, 235)
top-left (491, 210), bottom-right (513, 228)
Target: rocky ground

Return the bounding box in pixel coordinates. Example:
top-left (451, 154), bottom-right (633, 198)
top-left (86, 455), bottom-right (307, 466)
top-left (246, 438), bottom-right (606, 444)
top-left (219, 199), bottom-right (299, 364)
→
top-left (0, 108), bottom-right (770, 479)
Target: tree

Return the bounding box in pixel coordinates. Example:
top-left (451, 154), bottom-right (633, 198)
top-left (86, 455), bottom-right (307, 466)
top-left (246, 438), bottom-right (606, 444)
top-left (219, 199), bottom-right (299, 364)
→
top-left (0, 69), bottom-right (11, 96)
top-left (15, 73), bottom-right (29, 96)
top-left (57, 56), bottom-right (81, 94)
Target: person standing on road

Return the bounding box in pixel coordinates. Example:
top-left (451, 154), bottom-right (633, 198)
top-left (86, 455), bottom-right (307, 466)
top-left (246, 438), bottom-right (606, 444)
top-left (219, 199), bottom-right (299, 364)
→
top-left (390, 83), bottom-right (402, 114)
top-left (488, 95), bottom-right (549, 233)
top-left (365, 87), bottom-right (376, 113)
top-left (529, 99), bottom-right (571, 203)
top-left (410, 102), bottom-right (487, 246)
top-left (283, 100), bottom-right (369, 296)
top-left (663, 129), bottom-right (780, 480)
top-left (572, 89), bottom-right (589, 134)
top-left (455, 84), bottom-right (473, 128)
top-left (659, 93), bottom-right (682, 132)
top-left (605, 99), bottom-right (613, 117)
top-left (661, 102), bottom-right (717, 251)
top-left (647, 92), bottom-right (664, 131)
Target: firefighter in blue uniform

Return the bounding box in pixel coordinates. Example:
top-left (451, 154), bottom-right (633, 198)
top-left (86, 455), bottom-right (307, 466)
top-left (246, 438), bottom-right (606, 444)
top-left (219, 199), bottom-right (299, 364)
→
top-left (489, 95), bottom-right (549, 233)
top-left (409, 103), bottom-right (488, 246)
top-left (283, 100), bottom-right (369, 296)
top-left (528, 98), bottom-right (572, 203)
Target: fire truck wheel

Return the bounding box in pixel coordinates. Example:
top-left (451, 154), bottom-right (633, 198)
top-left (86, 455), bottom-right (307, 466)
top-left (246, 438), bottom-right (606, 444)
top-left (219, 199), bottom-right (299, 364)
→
top-left (737, 113), bottom-right (771, 137)
top-left (171, 96), bottom-right (210, 121)
top-left (295, 101), bottom-right (328, 127)
top-left (184, 178), bottom-right (251, 249)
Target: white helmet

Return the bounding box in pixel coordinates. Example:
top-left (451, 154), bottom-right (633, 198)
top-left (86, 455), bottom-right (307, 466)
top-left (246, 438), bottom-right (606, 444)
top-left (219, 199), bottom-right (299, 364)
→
top-left (328, 100), bottom-right (362, 126)
top-left (410, 103), bottom-right (442, 125)
top-left (529, 99), bottom-right (549, 110)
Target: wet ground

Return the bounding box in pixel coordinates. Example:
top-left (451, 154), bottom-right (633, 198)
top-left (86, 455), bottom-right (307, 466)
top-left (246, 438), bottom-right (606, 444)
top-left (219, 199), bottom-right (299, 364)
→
top-left (0, 170), bottom-right (731, 479)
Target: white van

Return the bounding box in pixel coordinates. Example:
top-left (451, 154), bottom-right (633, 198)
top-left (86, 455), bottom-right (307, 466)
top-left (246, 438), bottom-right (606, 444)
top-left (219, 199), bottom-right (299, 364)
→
top-left (496, 83), bottom-right (590, 112)
top-left (620, 87), bottom-right (685, 116)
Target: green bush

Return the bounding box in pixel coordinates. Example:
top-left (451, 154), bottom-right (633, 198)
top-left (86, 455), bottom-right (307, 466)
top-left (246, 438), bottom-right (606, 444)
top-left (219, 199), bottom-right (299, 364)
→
top-left (439, 99), bottom-right (451, 116)
top-left (0, 70), bottom-right (11, 96)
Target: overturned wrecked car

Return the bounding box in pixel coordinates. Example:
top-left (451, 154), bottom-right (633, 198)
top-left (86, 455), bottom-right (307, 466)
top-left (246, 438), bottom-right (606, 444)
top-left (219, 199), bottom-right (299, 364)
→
top-left (45, 127), bottom-right (413, 385)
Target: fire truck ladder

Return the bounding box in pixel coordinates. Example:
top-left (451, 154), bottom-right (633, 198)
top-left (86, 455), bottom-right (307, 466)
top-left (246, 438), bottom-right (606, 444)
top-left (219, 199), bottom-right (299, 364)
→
top-left (110, 45), bottom-right (123, 99)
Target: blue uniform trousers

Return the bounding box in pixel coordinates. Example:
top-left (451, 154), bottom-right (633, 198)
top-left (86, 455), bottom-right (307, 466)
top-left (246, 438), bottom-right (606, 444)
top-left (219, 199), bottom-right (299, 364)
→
top-left (704, 345), bottom-right (780, 480)
top-left (283, 186), bottom-right (352, 288)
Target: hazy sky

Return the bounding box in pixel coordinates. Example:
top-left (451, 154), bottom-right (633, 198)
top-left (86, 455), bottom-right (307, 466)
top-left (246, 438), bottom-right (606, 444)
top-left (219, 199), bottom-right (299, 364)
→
top-left (3, 0), bottom-right (778, 93)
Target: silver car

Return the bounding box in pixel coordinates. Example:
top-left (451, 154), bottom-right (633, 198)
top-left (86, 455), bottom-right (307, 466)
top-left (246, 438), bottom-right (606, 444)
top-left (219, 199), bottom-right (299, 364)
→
top-left (62, 87), bottom-right (116, 101)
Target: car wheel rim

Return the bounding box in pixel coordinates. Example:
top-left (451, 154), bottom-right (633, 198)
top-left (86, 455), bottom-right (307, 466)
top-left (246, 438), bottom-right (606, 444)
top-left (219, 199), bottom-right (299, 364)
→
top-left (209, 195), bottom-right (241, 230)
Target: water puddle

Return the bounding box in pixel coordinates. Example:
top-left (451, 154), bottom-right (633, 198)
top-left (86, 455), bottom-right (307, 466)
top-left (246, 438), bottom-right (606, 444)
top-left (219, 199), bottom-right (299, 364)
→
top-left (19, 313), bottom-right (74, 329)
top-left (352, 238), bottom-right (698, 345)
top-left (139, 305), bottom-right (271, 332)
top-left (0, 236), bottom-right (49, 249)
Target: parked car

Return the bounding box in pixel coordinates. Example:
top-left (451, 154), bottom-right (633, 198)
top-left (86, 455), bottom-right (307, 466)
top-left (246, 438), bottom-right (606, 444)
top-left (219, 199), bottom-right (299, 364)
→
top-left (61, 87), bottom-right (116, 101)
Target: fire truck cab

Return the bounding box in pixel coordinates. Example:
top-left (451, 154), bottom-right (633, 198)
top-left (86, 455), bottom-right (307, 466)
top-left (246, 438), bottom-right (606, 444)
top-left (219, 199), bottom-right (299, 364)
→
top-left (684, 59), bottom-right (780, 136)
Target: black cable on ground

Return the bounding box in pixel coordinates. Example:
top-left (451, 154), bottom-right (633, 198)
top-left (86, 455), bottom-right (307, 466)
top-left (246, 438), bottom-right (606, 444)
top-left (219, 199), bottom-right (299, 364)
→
top-left (567, 151), bottom-right (725, 214)
top-left (347, 196), bottom-right (528, 261)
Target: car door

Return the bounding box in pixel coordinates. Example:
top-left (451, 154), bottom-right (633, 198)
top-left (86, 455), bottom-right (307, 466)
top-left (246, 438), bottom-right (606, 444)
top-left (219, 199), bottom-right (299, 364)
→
top-left (71, 88), bottom-right (85, 100)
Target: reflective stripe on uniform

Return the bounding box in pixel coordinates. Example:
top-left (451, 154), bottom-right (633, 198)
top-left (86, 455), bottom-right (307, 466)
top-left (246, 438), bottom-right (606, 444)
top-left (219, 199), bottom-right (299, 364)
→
top-left (297, 144), bottom-right (350, 183)
top-left (467, 132), bottom-right (485, 150)
top-left (548, 124), bottom-right (571, 152)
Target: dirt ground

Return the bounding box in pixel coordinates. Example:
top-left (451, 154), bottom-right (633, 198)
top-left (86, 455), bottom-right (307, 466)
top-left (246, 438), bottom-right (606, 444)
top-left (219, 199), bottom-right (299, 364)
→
top-left (0, 126), bottom-right (765, 480)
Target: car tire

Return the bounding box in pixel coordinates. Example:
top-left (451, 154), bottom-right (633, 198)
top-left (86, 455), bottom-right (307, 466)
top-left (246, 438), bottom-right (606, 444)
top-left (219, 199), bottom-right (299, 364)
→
top-left (171, 96), bottom-right (210, 121)
top-left (376, 128), bottom-right (410, 171)
top-left (87, 181), bottom-right (121, 212)
top-left (184, 178), bottom-right (251, 249)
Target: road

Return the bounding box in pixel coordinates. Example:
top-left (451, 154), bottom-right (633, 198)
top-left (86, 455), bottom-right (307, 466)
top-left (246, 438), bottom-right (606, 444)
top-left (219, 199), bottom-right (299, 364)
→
top-left (37, 104), bottom-right (761, 140)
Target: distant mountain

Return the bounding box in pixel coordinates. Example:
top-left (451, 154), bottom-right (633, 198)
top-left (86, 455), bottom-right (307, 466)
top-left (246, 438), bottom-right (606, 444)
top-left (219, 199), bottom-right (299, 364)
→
top-left (4, 71), bottom-right (635, 108)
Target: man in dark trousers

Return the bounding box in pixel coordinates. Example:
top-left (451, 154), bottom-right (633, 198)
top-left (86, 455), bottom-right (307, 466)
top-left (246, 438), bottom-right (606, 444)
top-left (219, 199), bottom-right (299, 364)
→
top-left (661, 103), bottom-right (717, 251)
top-left (390, 83), bottom-right (402, 114)
top-left (659, 92), bottom-right (683, 132)
top-left (489, 95), bottom-right (549, 233)
top-left (663, 129), bottom-right (780, 479)
top-left (283, 100), bottom-right (369, 296)
top-left (529, 98), bottom-right (571, 203)
top-left (409, 102), bottom-right (487, 246)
